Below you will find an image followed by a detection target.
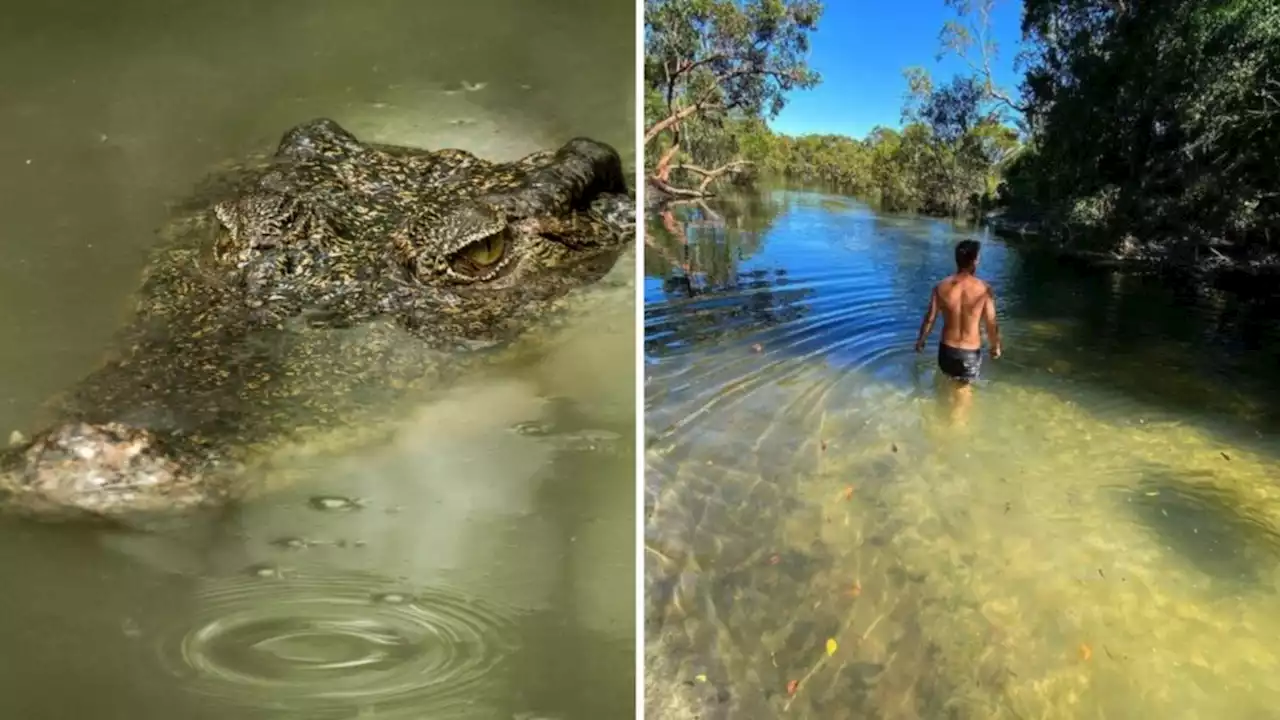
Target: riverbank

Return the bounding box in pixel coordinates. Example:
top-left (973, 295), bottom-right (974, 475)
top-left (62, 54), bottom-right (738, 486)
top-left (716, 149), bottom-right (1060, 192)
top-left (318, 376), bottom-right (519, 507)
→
top-left (984, 213), bottom-right (1280, 294)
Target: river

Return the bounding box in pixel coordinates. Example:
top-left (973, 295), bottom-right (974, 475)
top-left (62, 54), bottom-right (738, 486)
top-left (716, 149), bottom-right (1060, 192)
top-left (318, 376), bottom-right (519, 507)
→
top-left (643, 189), bottom-right (1280, 719)
top-left (0, 2), bottom-right (634, 719)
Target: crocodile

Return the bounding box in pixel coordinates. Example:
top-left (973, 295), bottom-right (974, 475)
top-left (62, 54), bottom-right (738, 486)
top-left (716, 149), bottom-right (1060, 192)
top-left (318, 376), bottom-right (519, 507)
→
top-left (0, 117), bottom-right (634, 523)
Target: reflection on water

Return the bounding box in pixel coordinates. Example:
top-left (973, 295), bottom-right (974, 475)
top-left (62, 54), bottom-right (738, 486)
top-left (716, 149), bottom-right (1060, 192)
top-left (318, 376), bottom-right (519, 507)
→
top-left (0, 2), bottom-right (634, 718)
top-left (644, 190), bottom-right (1280, 719)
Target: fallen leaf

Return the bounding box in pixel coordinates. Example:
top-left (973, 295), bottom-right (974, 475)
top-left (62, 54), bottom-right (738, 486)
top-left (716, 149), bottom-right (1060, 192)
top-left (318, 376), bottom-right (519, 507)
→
top-left (842, 486), bottom-right (854, 501)
top-left (846, 580), bottom-right (862, 597)
top-left (1078, 643), bottom-right (1092, 662)
top-left (695, 673), bottom-right (707, 683)
top-left (1221, 451), bottom-right (1231, 461)
top-left (826, 638), bottom-right (838, 656)
top-left (786, 680), bottom-right (799, 696)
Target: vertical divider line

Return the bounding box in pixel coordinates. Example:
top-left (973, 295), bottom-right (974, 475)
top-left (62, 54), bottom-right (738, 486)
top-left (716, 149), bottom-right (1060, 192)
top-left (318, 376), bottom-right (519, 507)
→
top-left (633, 0), bottom-right (647, 716)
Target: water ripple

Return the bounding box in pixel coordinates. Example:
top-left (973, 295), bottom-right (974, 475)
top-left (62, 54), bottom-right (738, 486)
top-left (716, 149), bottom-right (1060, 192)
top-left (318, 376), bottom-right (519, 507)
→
top-left (643, 191), bottom-right (1280, 719)
top-left (156, 570), bottom-right (517, 716)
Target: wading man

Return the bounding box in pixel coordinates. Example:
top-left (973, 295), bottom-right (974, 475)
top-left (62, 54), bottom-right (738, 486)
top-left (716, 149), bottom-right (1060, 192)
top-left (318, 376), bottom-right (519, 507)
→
top-left (913, 239), bottom-right (1002, 421)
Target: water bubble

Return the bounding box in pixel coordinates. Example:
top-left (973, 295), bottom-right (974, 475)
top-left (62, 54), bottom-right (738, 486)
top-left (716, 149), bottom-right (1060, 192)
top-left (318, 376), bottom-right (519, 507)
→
top-left (309, 495), bottom-right (365, 512)
top-left (511, 421), bottom-right (553, 437)
top-left (156, 570), bottom-right (517, 716)
top-left (246, 563), bottom-right (284, 579)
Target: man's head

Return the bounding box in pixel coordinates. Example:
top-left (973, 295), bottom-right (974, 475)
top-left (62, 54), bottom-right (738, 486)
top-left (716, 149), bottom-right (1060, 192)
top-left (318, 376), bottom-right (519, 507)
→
top-left (955, 239), bottom-right (981, 271)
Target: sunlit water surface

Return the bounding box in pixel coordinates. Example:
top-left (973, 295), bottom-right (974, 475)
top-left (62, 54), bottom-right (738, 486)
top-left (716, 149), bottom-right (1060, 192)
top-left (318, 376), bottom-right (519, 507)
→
top-left (644, 190), bottom-right (1280, 719)
top-left (0, 2), bottom-right (634, 718)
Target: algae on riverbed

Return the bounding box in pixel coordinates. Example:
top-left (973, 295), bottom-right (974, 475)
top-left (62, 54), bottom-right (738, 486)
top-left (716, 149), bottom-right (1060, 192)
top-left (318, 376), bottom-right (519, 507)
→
top-left (645, 356), bottom-right (1280, 719)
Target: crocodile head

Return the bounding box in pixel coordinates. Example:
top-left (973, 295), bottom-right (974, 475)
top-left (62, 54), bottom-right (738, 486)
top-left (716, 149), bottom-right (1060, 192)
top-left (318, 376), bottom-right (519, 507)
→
top-left (210, 117), bottom-right (635, 347)
top-left (0, 119), bottom-right (634, 523)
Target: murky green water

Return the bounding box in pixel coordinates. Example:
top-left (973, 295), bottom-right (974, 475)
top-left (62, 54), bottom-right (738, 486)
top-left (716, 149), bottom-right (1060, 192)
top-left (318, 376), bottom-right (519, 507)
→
top-left (0, 2), bottom-right (634, 718)
top-left (643, 190), bottom-right (1280, 719)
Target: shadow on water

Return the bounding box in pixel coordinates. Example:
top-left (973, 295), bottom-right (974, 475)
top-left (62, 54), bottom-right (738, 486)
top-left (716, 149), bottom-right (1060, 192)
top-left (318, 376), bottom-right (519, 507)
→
top-left (644, 188), bottom-right (1280, 719)
top-left (1119, 471), bottom-right (1280, 587)
top-left (998, 251), bottom-right (1280, 433)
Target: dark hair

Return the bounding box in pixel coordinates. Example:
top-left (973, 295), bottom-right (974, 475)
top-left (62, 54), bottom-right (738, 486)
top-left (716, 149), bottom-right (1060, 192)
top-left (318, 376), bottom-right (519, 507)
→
top-left (955, 239), bottom-right (981, 269)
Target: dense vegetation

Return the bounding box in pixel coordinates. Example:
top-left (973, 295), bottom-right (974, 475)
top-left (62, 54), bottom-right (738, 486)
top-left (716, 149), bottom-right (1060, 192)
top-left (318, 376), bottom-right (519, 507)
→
top-left (726, 79), bottom-right (1020, 217)
top-left (1007, 0), bottom-right (1280, 265)
top-left (644, 0), bottom-right (1280, 269)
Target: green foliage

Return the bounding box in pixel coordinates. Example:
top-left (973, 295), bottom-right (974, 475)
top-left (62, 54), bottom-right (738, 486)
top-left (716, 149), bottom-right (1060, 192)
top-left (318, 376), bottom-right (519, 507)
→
top-left (732, 119), bottom-right (1015, 217)
top-left (644, 0), bottom-right (822, 186)
top-left (644, 0), bottom-right (822, 125)
top-left (722, 67), bottom-right (1019, 218)
top-left (646, 0), bottom-right (1280, 264)
top-left (642, 0), bottom-right (1015, 213)
top-left (1004, 0), bottom-right (1280, 258)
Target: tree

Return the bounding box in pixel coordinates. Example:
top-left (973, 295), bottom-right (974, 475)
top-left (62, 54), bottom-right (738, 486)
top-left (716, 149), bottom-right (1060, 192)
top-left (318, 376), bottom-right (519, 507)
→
top-left (644, 0), bottom-right (822, 197)
top-left (937, 0), bottom-right (1027, 118)
top-left (893, 70), bottom-right (1018, 216)
top-left (1001, 0), bottom-right (1280, 261)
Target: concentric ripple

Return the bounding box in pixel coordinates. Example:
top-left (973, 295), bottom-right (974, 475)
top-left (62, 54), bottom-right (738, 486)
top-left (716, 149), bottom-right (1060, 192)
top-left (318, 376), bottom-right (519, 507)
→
top-left (156, 570), bottom-right (517, 716)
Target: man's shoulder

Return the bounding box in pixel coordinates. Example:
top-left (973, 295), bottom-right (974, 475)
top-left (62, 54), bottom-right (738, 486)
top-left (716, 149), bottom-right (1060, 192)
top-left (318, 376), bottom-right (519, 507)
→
top-left (960, 275), bottom-right (992, 294)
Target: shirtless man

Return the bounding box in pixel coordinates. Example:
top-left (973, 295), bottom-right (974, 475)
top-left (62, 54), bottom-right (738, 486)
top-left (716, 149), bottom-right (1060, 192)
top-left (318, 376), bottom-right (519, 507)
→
top-left (913, 239), bottom-right (1002, 384)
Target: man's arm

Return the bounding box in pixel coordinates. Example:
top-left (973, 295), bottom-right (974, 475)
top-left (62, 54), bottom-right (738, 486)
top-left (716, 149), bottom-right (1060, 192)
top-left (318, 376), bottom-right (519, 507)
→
top-left (982, 287), bottom-right (1002, 359)
top-left (914, 286), bottom-right (939, 353)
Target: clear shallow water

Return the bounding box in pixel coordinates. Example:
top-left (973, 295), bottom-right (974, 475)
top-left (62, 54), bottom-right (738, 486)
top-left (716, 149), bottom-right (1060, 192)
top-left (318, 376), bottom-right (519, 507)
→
top-left (0, 2), bottom-right (634, 718)
top-left (643, 191), bottom-right (1280, 719)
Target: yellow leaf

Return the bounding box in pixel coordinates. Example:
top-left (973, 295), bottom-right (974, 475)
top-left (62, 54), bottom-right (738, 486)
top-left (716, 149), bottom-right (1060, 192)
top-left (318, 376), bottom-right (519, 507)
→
top-left (826, 638), bottom-right (838, 656)
top-left (695, 673), bottom-right (707, 683)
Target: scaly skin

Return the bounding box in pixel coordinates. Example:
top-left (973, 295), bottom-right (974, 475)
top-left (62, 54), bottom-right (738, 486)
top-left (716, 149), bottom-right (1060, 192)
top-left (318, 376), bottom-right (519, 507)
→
top-left (0, 118), bottom-right (634, 523)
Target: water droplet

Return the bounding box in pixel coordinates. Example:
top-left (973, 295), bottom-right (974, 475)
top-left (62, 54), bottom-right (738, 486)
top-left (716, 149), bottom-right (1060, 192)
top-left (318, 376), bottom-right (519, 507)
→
top-left (271, 536), bottom-right (311, 550)
top-left (511, 421), bottom-right (553, 437)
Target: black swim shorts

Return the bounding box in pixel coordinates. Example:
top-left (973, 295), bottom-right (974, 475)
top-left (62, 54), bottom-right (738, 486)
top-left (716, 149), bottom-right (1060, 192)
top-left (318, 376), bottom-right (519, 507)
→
top-left (938, 343), bottom-right (982, 382)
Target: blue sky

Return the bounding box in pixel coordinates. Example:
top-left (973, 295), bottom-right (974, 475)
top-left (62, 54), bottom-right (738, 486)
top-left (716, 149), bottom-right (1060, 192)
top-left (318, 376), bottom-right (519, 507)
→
top-left (769, 0), bottom-right (1025, 139)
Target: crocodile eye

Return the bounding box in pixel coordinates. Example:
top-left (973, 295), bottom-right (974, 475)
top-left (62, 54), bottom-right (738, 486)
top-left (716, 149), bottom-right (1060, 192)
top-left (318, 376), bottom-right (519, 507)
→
top-left (451, 231), bottom-right (507, 274)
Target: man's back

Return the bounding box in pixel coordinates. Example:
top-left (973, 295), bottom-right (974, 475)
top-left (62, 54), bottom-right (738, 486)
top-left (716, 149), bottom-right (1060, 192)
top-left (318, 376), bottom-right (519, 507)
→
top-left (914, 239), bottom-right (1001, 385)
top-left (934, 273), bottom-right (991, 351)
